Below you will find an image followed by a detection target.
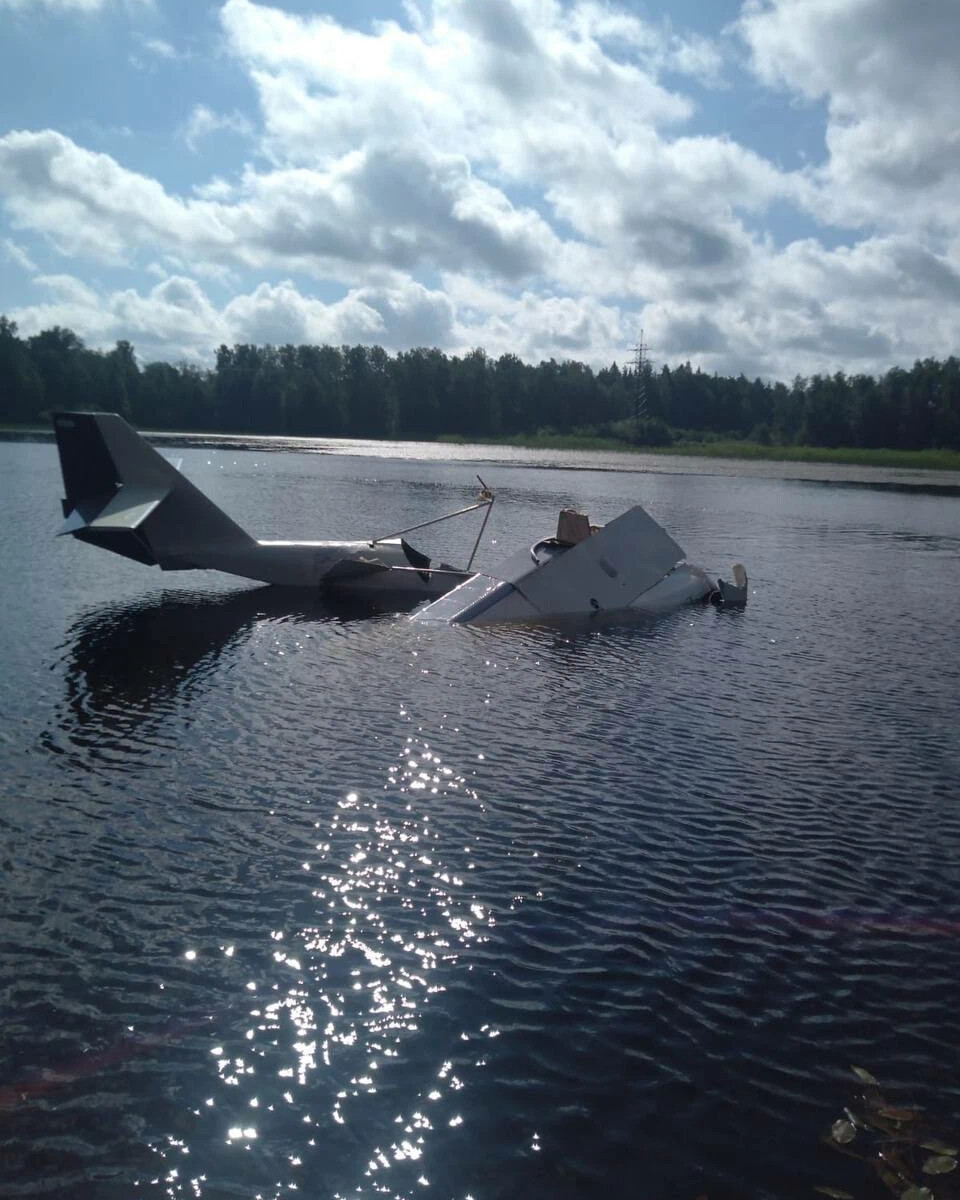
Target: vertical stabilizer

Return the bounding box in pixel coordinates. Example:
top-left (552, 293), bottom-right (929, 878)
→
top-left (53, 412), bottom-right (256, 569)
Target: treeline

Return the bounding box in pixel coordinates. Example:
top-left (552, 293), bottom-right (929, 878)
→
top-left (2, 316), bottom-right (959, 449)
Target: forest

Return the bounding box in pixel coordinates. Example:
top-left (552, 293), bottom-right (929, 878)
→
top-left (1, 316), bottom-right (958, 451)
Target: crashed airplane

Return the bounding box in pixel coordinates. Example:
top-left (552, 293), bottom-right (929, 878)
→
top-left (52, 411), bottom-right (747, 625)
top-left (415, 506), bottom-right (747, 624)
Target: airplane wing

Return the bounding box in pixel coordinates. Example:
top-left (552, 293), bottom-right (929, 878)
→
top-left (512, 504), bottom-right (685, 614)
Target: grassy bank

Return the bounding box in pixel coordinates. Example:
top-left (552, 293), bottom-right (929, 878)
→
top-left (438, 433), bottom-right (960, 471)
top-left (660, 441), bottom-right (960, 470)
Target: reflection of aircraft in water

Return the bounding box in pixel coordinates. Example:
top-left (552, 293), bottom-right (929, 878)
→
top-left (53, 412), bottom-right (747, 626)
top-left (57, 587), bottom-right (379, 738)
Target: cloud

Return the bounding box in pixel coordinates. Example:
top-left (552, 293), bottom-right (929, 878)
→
top-left (216, 0), bottom-right (801, 299)
top-left (351, 281), bottom-right (455, 347)
top-left (11, 231), bottom-right (958, 384)
top-left (32, 272), bottom-right (99, 304)
top-left (0, 2), bottom-right (782, 308)
top-left (8, 270), bottom-right (630, 368)
top-left (739, 0), bottom-right (960, 231)
top-left (218, 0), bottom-right (702, 173)
top-left (649, 309), bottom-right (727, 358)
top-left (2, 236), bottom-right (37, 272)
top-left (0, 130), bottom-right (230, 263)
top-left (0, 0), bottom-right (101, 8)
top-left (136, 35), bottom-right (176, 58)
top-left (181, 105), bottom-right (254, 153)
top-left (454, 290), bottom-right (628, 364)
top-left (222, 277), bottom-right (456, 348)
top-left (8, 274), bottom-right (459, 361)
top-left (129, 33), bottom-right (183, 68)
top-left (639, 232), bottom-right (960, 380)
top-left (1, 0), bottom-right (958, 385)
top-left (11, 273), bottom-right (226, 360)
top-left (0, 130), bottom-right (559, 282)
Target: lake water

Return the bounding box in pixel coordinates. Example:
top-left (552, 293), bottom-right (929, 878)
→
top-left (1, 437), bottom-right (959, 1200)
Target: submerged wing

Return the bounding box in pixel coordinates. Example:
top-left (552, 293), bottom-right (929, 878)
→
top-left (417, 504), bottom-right (687, 624)
top-left (513, 504), bottom-right (685, 613)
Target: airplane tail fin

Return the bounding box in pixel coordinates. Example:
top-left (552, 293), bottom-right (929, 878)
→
top-left (53, 412), bottom-right (255, 569)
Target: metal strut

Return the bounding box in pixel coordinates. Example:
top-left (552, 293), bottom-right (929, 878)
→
top-left (371, 476), bottom-right (495, 573)
top-left (466, 482), bottom-right (494, 572)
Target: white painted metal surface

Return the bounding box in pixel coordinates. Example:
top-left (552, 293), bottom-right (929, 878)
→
top-left (415, 506), bottom-right (731, 625)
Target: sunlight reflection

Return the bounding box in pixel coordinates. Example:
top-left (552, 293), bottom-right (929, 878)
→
top-left (147, 724), bottom-right (495, 1198)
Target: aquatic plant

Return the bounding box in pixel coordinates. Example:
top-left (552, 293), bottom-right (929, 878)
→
top-left (819, 1066), bottom-right (959, 1200)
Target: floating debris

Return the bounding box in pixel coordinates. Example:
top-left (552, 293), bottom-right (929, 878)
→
top-left (832, 1119), bottom-right (857, 1145)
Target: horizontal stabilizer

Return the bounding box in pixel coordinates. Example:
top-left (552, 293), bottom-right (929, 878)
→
top-left (59, 485), bottom-right (170, 535)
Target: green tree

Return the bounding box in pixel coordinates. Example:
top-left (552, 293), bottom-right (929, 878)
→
top-left (392, 347), bottom-right (448, 437)
top-left (448, 348), bottom-right (495, 436)
top-left (99, 339), bottom-right (139, 419)
top-left (0, 317), bottom-right (44, 423)
top-left (295, 344), bottom-right (346, 435)
top-left (342, 344), bottom-right (397, 437)
top-left (492, 353), bottom-right (530, 434)
top-left (214, 343), bottom-right (263, 432)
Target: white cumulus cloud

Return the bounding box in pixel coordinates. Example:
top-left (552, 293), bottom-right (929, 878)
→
top-left (9, 275), bottom-right (460, 362)
top-left (0, 0), bottom-right (957, 381)
top-left (739, 0), bottom-right (960, 233)
top-left (0, 129), bottom-right (560, 282)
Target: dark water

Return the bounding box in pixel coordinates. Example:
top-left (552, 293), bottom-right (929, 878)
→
top-left (1, 440), bottom-right (959, 1200)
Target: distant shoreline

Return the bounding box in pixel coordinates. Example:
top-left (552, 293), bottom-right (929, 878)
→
top-left (4, 422), bottom-right (960, 473)
top-left (435, 432), bottom-right (960, 472)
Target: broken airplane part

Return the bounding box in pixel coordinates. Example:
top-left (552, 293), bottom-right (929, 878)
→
top-left (415, 506), bottom-right (747, 624)
top-left (52, 412), bottom-right (747, 625)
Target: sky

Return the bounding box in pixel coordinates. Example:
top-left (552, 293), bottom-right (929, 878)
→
top-left (0, 0), bottom-right (958, 380)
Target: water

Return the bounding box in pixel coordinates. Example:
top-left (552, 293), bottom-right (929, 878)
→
top-left (1, 438), bottom-right (958, 1200)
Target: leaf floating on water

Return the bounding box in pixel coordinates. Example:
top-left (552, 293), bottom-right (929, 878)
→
top-left (815, 1187), bottom-right (855, 1198)
top-left (831, 1119), bottom-right (857, 1145)
top-left (920, 1140), bottom-right (959, 1155)
top-left (901, 1188), bottom-right (934, 1200)
top-left (850, 1066), bottom-right (879, 1086)
top-left (922, 1155), bottom-right (958, 1175)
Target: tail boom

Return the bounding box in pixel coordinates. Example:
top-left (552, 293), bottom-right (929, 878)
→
top-left (52, 412), bottom-right (466, 594)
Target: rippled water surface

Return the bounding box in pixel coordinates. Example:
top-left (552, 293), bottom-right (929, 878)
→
top-left (1, 439), bottom-right (959, 1200)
